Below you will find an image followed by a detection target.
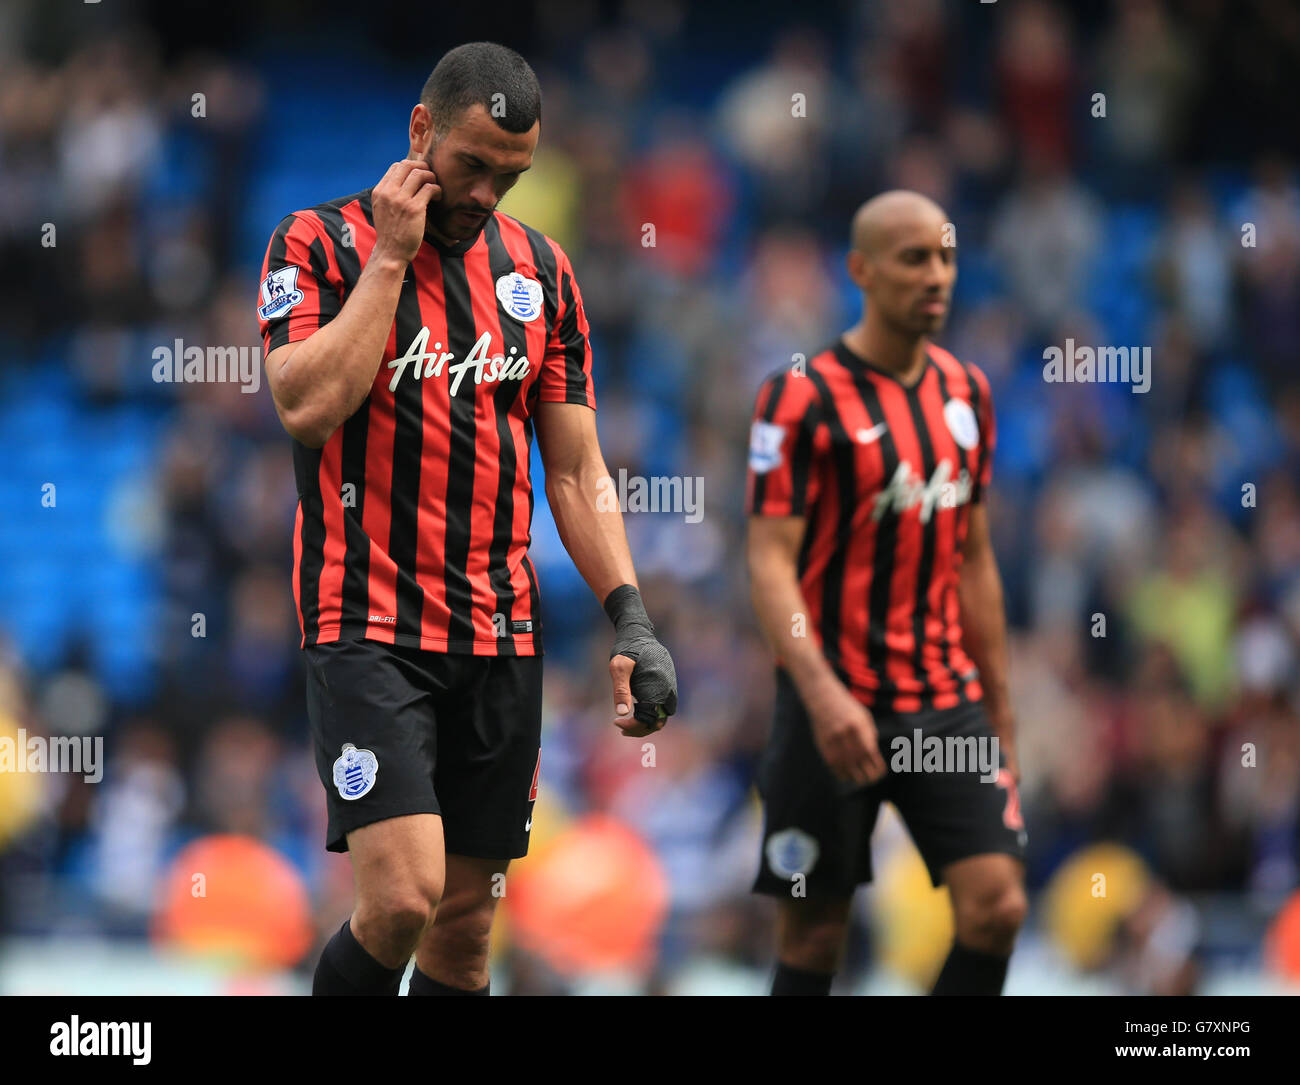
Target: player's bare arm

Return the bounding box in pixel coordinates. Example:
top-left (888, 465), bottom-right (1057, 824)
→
top-left (536, 400), bottom-right (678, 737)
top-left (957, 502), bottom-right (1018, 782)
top-left (746, 514), bottom-right (885, 787)
top-left (264, 159), bottom-right (441, 447)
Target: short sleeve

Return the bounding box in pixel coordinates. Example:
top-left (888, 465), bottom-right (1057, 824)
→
top-left (257, 212), bottom-right (342, 354)
top-left (536, 245), bottom-right (596, 409)
top-left (745, 372), bottom-right (823, 517)
top-left (969, 362), bottom-right (996, 502)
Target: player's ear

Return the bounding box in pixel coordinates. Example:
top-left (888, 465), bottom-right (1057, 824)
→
top-left (846, 248), bottom-right (870, 291)
top-left (408, 103), bottom-right (433, 158)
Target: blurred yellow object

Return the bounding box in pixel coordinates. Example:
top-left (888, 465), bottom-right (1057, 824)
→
top-left (490, 790), bottom-right (572, 957)
top-left (152, 834), bottom-right (313, 969)
top-left (873, 832), bottom-right (954, 989)
top-left (503, 813), bottom-right (668, 975)
top-left (1264, 889), bottom-right (1300, 981)
top-left (492, 146), bottom-right (581, 252)
top-left (1043, 843), bottom-right (1151, 970)
top-left (1129, 572), bottom-right (1235, 710)
top-left (0, 711), bottom-right (44, 849)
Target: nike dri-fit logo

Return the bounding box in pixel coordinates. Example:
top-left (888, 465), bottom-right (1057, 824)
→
top-left (856, 422), bottom-right (888, 444)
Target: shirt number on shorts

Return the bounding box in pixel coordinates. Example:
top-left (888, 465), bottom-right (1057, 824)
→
top-left (528, 749), bottom-right (541, 802)
top-left (996, 768), bottom-right (1024, 832)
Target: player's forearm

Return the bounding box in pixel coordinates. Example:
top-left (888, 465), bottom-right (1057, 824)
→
top-left (268, 248), bottom-right (408, 447)
top-left (747, 544), bottom-right (845, 709)
top-left (546, 458), bottom-right (638, 605)
top-left (958, 550), bottom-right (1012, 723)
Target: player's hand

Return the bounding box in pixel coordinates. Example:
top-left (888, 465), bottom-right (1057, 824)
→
top-left (609, 652), bottom-right (674, 736)
top-left (805, 680), bottom-right (886, 787)
top-left (604, 586), bottom-right (678, 737)
top-left (371, 159), bottom-right (441, 264)
top-left (1003, 744), bottom-right (1021, 786)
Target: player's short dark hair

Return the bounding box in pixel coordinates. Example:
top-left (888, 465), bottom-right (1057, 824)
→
top-left (420, 42), bottom-right (541, 139)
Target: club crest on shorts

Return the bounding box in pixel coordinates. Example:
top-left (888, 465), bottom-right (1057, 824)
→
top-left (766, 827), bottom-right (820, 879)
top-left (943, 398), bottom-right (980, 450)
top-left (496, 272), bottom-right (543, 323)
top-left (332, 743), bottom-right (378, 800)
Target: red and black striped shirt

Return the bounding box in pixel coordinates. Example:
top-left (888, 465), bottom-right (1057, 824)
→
top-left (746, 337), bottom-right (995, 713)
top-left (257, 190), bottom-right (596, 655)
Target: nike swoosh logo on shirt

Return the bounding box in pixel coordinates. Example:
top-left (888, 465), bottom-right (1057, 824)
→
top-left (856, 422), bottom-right (888, 444)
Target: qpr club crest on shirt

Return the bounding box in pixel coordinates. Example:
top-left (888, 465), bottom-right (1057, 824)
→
top-left (943, 398), bottom-right (980, 450)
top-left (258, 265), bottom-right (304, 321)
top-left (332, 743), bottom-right (378, 801)
top-left (495, 272), bottom-right (543, 324)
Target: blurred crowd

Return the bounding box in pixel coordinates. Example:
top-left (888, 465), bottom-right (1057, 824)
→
top-left (1, 0), bottom-right (1299, 994)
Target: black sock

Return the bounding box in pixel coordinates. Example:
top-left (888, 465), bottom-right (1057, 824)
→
top-left (930, 942), bottom-right (1010, 995)
top-left (771, 962), bottom-right (834, 996)
top-left (407, 964), bottom-right (489, 996)
top-left (312, 918), bottom-right (406, 996)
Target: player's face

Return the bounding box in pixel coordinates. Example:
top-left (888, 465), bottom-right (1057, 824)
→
top-left (860, 220), bottom-right (957, 336)
top-left (418, 103), bottom-right (537, 242)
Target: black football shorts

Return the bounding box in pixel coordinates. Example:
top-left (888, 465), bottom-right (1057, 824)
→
top-left (304, 638), bottom-right (543, 858)
top-left (753, 667), bottom-right (1027, 897)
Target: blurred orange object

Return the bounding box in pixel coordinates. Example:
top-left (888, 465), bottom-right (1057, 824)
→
top-left (504, 813), bottom-right (668, 975)
top-left (1265, 889), bottom-right (1300, 981)
top-left (152, 834), bottom-right (313, 969)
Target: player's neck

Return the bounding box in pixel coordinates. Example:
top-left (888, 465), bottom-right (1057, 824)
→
top-left (424, 222), bottom-right (457, 248)
top-left (843, 322), bottom-right (929, 384)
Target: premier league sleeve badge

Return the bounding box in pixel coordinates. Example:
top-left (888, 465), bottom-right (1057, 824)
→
top-left (332, 743), bottom-right (379, 800)
top-left (258, 265), bottom-right (305, 321)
